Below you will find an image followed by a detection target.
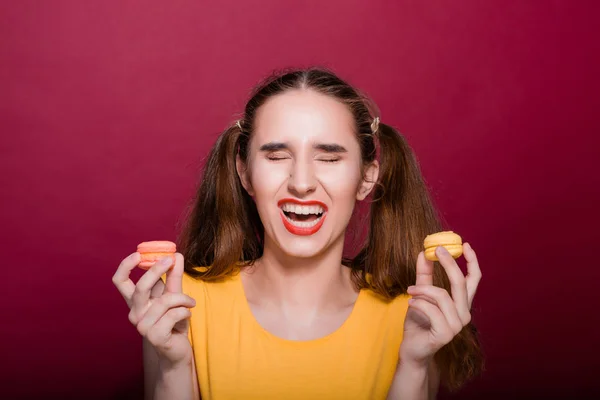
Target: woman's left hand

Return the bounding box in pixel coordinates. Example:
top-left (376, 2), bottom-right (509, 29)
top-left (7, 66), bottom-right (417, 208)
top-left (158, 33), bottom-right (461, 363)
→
top-left (399, 243), bottom-right (481, 367)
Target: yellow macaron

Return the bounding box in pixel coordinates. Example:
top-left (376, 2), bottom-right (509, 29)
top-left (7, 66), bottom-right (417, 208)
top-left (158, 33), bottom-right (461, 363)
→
top-left (423, 231), bottom-right (463, 261)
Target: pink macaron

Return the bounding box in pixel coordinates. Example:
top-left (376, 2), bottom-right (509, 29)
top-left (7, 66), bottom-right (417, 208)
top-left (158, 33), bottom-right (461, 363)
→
top-left (136, 240), bottom-right (176, 269)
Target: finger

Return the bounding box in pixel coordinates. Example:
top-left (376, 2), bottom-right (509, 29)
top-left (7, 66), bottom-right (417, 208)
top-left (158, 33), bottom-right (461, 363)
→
top-left (408, 285), bottom-right (466, 333)
top-left (165, 253), bottom-right (184, 294)
top-left (150, 279), bottom-right (165, 299)
top-left (112, 252), bottom-right (142, 306)
top-left (415, 251), bottom-right (434, 286)
top-left (408, 293), bottom-right (435, 305)
top-left (147, 306), bottom-right (192, 346)
top-left (408, 299), bottom-right (454, 344)
top-left (463, 242), bottom-right (482, 309)
top-left (136, 292), bottom-right (196, 336)
top-left (132, 256), bottom-right (176, 313)
top-left (435, 246), bottom-right (470, 322)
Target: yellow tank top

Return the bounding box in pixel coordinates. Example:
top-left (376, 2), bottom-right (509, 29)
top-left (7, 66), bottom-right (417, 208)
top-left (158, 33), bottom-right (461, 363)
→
top-left (180, 271), bottom-right (410, 399)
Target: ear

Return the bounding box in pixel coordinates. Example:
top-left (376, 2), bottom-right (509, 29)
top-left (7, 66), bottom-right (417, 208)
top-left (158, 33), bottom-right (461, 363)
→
top-left (356, 160), bottom-right (379, 201)
top-left (236, 154), bottom-right (254, 196)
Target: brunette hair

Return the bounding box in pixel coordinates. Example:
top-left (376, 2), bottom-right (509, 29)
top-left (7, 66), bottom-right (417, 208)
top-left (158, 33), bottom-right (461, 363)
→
top-left (177, 67), bottom-right (483, 390)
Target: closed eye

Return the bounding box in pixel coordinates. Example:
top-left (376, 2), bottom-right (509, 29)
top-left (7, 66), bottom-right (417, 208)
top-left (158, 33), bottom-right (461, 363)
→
top-left (318, 158), bottom-right (341, 163)
top-left (266, 152), bottom-right (290, 161)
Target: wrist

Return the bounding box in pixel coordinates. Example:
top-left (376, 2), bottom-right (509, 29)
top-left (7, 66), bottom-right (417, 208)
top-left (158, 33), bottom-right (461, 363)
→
top-left (158, 355), bottom-right (193, 373)
top-left (388, 356), bottom-right (431, 400)
top-left (398, 354), bottom-right (432, 372)
top-left (154, 356), bottom-right (195, 400)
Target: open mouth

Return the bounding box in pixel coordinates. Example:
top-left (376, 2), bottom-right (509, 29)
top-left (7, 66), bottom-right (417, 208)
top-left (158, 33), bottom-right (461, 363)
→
top-left (280, 203), bottom-right (325, 228)
top-left (277, 199), bottom-right (328, 235)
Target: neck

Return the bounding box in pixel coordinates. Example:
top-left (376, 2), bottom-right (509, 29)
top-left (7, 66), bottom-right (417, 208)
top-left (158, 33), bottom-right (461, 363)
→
top-left (246, 234), bottom-right (356, 311)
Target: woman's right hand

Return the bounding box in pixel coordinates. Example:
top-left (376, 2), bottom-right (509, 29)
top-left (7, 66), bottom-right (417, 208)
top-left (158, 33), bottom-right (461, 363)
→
top-left (112, 251), bottom-right (196, 369)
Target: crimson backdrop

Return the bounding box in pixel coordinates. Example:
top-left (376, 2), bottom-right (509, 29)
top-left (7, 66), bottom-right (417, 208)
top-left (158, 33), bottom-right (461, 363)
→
top-left (1, 1), bottom-right (598, 399)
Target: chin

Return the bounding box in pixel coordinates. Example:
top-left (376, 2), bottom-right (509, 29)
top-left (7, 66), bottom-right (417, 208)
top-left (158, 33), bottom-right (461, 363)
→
top-left (268, 222), bottom-right (346, 260)
top-left (276, 237), bottom-right (330, 259)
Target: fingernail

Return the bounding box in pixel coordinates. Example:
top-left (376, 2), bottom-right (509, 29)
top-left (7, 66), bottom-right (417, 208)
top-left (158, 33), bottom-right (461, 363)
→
top-left (408, 298), bottom-right (415, 304)
top-left (436, 246), bottom-right (447, 256)
top-left (407, 285), bottom-right (415, 292)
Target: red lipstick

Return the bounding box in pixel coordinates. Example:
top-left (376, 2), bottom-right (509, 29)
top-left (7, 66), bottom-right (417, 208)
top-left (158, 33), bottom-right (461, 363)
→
top-left (277, 198), bottom-right (328, 236)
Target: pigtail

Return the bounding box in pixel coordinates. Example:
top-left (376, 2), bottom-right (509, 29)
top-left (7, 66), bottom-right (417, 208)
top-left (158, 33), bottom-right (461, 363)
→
top-left (353, 122), bottom-right (484, 390)
top-left (177, 123), bottom-right (262, 279)
top-left (353, 122), bottom-right (443, 296)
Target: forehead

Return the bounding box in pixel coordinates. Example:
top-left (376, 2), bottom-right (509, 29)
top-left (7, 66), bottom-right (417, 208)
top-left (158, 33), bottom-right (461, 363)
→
top-left (253, 89), bottom-right (356, 145)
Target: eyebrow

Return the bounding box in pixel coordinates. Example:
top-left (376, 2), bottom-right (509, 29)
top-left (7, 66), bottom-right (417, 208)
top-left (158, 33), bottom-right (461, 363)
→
top-left (259, 142), bottom-right (347, 153)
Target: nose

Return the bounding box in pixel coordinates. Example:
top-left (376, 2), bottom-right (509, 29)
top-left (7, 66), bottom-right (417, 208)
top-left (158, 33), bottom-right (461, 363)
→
top-left (287, 160), bottom-right (317, 196)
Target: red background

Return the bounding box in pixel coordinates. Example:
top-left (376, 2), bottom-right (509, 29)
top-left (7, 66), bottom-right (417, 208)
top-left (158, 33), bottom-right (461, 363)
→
top-left (1, 1), bottom-right (598, 399)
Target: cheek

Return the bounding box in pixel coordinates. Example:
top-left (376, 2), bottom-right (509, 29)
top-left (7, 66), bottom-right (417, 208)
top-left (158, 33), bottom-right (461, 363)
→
top-left (248, 160), bottom-right (288, 199)
top-left (318, 162), bottom-right (363, 201)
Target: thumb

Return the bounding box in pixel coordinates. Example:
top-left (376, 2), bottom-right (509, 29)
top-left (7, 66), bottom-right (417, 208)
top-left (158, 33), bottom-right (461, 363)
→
top-left (165, 253), bottom-right (184, 294)
top-left (415, 251), bottom-right (434, 286)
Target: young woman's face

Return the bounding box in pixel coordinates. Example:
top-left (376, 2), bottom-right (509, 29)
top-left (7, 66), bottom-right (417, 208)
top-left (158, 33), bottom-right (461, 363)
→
top-left (237, 89), bottom-right (378, 259)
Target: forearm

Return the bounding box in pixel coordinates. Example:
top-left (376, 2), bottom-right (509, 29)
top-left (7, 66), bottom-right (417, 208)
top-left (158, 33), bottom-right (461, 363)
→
top-left (387, 358), bottom-right (439, 400)
top-left (153, 360), bottom-right (195, 400)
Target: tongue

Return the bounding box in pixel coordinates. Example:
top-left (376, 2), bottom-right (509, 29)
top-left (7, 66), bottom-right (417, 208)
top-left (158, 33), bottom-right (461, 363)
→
top-left (288, 212), bottom-right (318, 222)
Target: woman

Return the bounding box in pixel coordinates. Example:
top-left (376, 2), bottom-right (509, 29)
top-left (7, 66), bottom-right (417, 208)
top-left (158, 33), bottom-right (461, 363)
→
top-left (113, 68), bottom-right (483, 399)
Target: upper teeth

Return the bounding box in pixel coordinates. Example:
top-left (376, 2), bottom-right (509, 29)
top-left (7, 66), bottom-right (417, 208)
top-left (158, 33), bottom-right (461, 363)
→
top-left (281, 203), bottom-right (324, 215)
